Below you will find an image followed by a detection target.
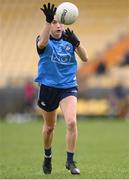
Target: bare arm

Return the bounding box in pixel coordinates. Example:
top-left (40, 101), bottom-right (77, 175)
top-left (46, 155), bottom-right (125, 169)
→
top-left (38, 3), bottom-right (56, 49)
top-left (75, 43), bottom-right (88, 62)
top-left (64, 28), bottom-right (88, 62)
top-left (38, 22), bottom-right (51, 49)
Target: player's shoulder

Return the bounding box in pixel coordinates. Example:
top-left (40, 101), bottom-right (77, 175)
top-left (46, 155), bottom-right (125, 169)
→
top-left (36, 35), bottom-right (46, 54)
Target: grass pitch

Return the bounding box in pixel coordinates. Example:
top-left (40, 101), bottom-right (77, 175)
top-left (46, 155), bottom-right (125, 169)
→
top-left (0, 117), bottom-right (129, 179)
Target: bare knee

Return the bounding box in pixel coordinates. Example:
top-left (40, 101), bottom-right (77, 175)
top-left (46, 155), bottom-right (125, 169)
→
top-left (66, 117), bottom-right (77, 130)
top-left (43, 125), bottom-right (55, 135)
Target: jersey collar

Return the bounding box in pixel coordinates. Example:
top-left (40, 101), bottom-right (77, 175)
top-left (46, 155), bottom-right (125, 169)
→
top-left (50, 34), bottom-right (63, 41)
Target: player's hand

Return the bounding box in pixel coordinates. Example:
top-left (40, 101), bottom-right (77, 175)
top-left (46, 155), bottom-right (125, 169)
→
top-left (40, 3), bottom-right (57, 23)
top-left (64, 28), bottom-right (80, 48)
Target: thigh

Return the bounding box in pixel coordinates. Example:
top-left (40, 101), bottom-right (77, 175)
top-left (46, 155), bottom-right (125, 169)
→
top-left (59, 96), bottom-right (77, 122)
top-left (42, 109), bottom-right (57, 127)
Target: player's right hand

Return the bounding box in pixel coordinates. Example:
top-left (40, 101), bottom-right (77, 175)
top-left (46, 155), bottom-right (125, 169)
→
top-left (40, 3), bottom-right (57, 23)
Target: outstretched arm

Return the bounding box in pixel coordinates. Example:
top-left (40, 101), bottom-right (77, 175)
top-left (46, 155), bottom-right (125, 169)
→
top-left (38, 22), bottom-right (51, 49)
top-left (75, 43), bottom-right (88, 62)
top-left (37, 3), bottom-right (56, 49)
top-left (64, 28), bottom-right (88, 62)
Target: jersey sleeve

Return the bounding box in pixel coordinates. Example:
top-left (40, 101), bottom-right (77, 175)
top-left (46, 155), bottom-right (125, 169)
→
top-left (36, 36), bottom-right (46, 54)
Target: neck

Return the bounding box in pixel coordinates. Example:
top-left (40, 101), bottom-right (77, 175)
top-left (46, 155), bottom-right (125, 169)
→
top-left (50, 33), bottom-right (62, 39)
top-left (50, 34), bottom-right (62, 41)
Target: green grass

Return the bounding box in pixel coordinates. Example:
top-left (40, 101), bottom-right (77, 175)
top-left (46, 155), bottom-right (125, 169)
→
top-left (0, 117), bottom-right (129, 179)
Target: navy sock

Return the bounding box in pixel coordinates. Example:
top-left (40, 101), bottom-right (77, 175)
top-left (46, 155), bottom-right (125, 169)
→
top-left (44, 148), bottom-right (52, 158)
top-left (67, 152), bottom-right (74, 163)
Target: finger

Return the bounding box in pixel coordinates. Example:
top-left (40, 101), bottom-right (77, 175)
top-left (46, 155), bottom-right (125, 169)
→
top-left (40, 8), bottom-right (43, 11)
top-left (40, 8), bottom-right (45, 13)
top-left (66, 28), bottom-right (71, 35)
top-left (65, 29), bottom-right (68, 34)
top-left (53, 7), bottom-right (57, 14)
top-left (40, 8), bottom-right (46, 14)
top-left (69, 28), bottom-right (73, 35)
top-left (65, 30), bottom-right (70, 36)
top-left (51, 4), bottom-right (54, 11)
top-left (48, 2), bottom-right (50, 10)
top-left (43, 4), bottom-right (47, 10)
top-left (67, 28), bottom-right (71, 33)
top-left (66, 28), bottom-right (70, 31)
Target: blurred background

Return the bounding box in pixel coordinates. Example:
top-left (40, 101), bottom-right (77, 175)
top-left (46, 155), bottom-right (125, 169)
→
top-left (0, 0), bottom-right (129, 120)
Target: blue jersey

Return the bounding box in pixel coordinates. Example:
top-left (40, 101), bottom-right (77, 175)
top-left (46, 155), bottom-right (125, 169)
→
top-left (34, 35), bottom-right (78, 88)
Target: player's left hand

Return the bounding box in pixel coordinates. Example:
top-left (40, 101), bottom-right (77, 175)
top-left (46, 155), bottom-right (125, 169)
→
top-left (63, 28), bottom-right (80, 48)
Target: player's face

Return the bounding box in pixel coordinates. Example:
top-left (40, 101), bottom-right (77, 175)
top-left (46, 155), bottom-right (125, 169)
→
top-left (50, 18), bottom-right (64, 39)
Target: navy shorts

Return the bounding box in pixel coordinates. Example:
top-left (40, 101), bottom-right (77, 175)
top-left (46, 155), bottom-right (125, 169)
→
top-left (38, 84), bottom-right (78, 112)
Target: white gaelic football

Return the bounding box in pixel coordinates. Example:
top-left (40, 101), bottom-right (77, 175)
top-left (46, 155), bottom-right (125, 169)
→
top-left (56, 2), bottom-right (79, 25)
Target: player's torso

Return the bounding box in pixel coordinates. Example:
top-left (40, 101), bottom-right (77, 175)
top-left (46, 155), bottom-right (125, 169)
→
top-left (36, 38), bottom-right (78, 88)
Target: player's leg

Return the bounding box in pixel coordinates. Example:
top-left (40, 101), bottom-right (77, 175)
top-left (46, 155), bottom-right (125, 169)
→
top-left (37, 84), bottom-right (60, 174)
top-left (59, 96), bottom-right (80, 174)
top-left (42, 110), bottom-right (57, 174)
top-left (60, 96), bottom-right (77, 152)
top-left (42, 110), bottom-right (57, 149)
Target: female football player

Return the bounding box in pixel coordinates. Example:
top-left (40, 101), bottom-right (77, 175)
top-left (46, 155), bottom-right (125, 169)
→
top-left (35, 2), bottom-right (88, 175)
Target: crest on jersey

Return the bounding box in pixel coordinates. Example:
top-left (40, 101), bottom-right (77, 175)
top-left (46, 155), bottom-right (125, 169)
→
top-left (51, 44), bottom-right (74, 65)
